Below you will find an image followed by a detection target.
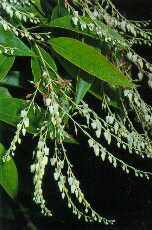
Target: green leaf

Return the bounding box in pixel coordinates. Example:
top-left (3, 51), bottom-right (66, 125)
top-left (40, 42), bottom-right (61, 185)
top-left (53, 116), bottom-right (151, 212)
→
top-left (49, 37), bottom-right (135, 88)
top-left (48, 15), bottom-right (96, 39)
top-left (47, 16), bottom-right (128, 48)
top-left (51, 4), bottom-right (68, 20)
top-left (31, 44), bottom-right (57, 84)
top-left (0, 87), bottom-right (11, 97)
top-left (31, 50), bottom-right (42, 83)
top-left (0, 25), bottom-right (35, 56)
top-left (75, 76), bottom-right (94, 104)
top-left (0, 71), bottom-right (20, 87)
top-left (0, 143), bottom-right (18, 199)
top-left (0, 54), bottom-right (15, 81)
top-left (56, 55), bottom-right (104, 101)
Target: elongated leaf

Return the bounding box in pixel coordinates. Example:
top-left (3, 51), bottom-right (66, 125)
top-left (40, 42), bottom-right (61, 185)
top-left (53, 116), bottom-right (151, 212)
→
top-left (75, 76), bottom-right (94, 104)
top-left (47, 15), bottom-right (128, 48)
top-left (0, 143), bottom-right (18, 199)
top-left (31, 51), bottom-right (42, 83)
top-left (57, 54), bottom-right (121, 109)
top-left (49, 37), bottom-right (135, 88)
top-left (0, 25), bottom-right (35, 56)
top-left (0, 54), bottom-right (15, 81)
top-left (56, 55), bottom-right (104, 101)
top-left (31, 44), bottom-right (57, 83)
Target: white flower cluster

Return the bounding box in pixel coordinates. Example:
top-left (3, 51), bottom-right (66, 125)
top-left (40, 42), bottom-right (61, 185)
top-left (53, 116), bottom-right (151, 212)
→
top-left (0, 44), bottom-right (15, 55)
top-left (0, 0), bottom-right (40, 24)
top-left (73, 98), bottom-right (152, 176)
top-left (127, 51), bottom-right (144, 69)
top-left (2, 109), bottom-right (29, 162)
top-left (50, 153), bottom-right (114, 224)
top-left (45, 96), bottom-right (64, 141)
top-left (31, 138), bottom-right (52, 216)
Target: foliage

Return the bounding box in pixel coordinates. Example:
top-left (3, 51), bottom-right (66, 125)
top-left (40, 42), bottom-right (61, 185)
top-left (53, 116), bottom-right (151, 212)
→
top-left (0, 0), bottom-right (152, 225)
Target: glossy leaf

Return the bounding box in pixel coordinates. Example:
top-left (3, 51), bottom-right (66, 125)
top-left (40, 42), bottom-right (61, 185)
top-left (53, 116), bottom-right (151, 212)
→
top-left (49, 37), bottom-right (135, 88)
top-left (31, 50), bottom-right (42, 83)
top-left (0, 143), bottom-right (18, 199)
top-left (0, 25), bottom-right (35, 56)
top-left (0, 54), bottom-right (15, 81)
top-left (31, 44), bottom-right (57, 84)
top-left (56, 55), bottom-right (104, 101)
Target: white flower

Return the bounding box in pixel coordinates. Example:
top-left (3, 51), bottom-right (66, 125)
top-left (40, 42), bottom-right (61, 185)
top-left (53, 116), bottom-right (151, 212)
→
top-left (138, 72), bottom-right (143, 80)
top-left (104, 131), bottom-right (111, 145)
top-left (88, 138), bottom-right (94, 147)
top-left (88, 23), bottom-right (94, 31)
top-left (114, 122), bottom-right (119, 134)
top-left (68, 177), bottom-right (73, 186)
top-left (96, 129), bottom-right (101, 138)
top-left (80, 21), bottom-right (87, 30)
top-left (127, 52), bottom-right (132, 60)
top-left (71, 184), bottom-right (76, 193)
top-left (38, 141), bottom-right (44, 149)
top-left (30, 164), bottom-right (36, 173)
top-left (42, 156), bottom-right (48, 166)
top-left (22, 128), bottom-right (26, 136)
top-left (58, 181), bottom-right (64, 192)
top-left (48, 106), bottom-right (53, 113)
top-left (23, 117), bottom-right (29, 128)
top-left (58, 160), bottom-right (64, 169)
top-left (92, 9), bottom-right (99, 18)
top-left (120, 21), bottom-right (126, 31)
top-left (72, 16), bottom-right (78, 26)
top-left (101, 151), bottom-right (106, 161)
top-left (50, 157), bottom-right (57, 166)
top-left (44, 147), bottom-right (49, 155)
top-left (45, 98), bottom-right (51, 106)
top-left (91, 121), bottom-right (97, 129)
top-left (53, 103), bottom-right (59, 113)
top-left (36, 150), bottom-right (42, 157)
top-left (106, 115), bottom-right (114, 124)
top-left (93, 143), bottom-right (100, 156)
top-left (54, 172), bottom-right (60, 181)
top-left (21, 110), bottom-right (28, 118)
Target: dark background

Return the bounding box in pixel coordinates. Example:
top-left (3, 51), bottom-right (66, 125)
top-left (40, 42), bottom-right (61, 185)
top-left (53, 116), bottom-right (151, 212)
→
top-left (1, 0), bottom-right (152, 229)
